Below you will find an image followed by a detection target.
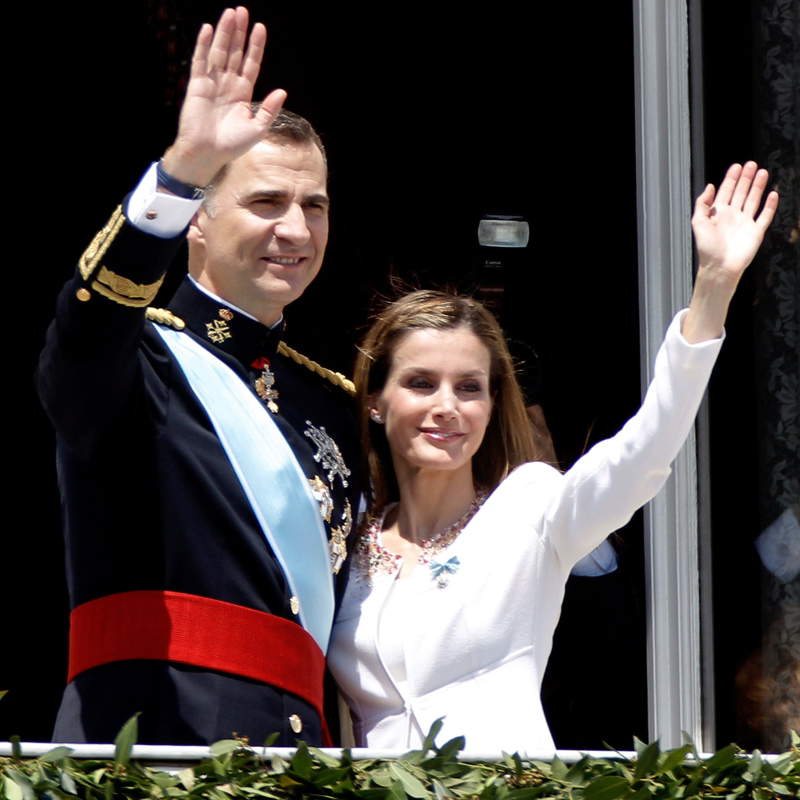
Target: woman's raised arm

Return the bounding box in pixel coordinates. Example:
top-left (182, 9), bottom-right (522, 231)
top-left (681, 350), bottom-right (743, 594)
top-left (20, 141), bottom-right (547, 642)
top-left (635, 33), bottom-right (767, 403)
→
top-left (683, 162), bottom-right (779, 343)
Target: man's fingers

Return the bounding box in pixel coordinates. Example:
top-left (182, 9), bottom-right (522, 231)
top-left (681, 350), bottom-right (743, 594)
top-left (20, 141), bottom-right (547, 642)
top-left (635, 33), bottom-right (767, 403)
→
top-left (255, 88), bottom-right (287, 126)
top-left (241, 21), bottom-right (267, 85)
top-left (190, 23), bottom-right (213, 79)
top-left (207, 7), bottom-right (237, 72)
top-left (226, 7), bottom-right (250, 74)
top-left (714, 163), bottom-right (743, 206)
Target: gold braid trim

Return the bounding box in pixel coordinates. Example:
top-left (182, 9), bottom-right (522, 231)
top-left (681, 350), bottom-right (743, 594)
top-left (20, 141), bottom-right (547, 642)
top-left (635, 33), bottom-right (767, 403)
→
top-left (278, 342), bottom-right (355, 396)
top-left (79, 206), bottom-right (126, 281)
top-left (91, 267), bottom-right (165, 308)
top-left (145, 307), bottom-right (186, 330)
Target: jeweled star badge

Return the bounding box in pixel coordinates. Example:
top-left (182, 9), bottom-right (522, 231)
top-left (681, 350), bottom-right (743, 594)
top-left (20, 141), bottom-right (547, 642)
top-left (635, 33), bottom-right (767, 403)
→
top-left (304, 420), bottom-right (351, 488)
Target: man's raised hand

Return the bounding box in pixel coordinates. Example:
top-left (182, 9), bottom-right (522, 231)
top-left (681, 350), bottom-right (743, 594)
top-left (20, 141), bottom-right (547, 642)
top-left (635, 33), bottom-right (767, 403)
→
top-left (161, 7), bottom-right (286, 188)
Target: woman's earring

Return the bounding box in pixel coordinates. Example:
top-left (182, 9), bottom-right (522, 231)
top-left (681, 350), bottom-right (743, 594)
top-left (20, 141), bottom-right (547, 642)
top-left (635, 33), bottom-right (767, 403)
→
top-left (370, 409), bottom-right (383, 424)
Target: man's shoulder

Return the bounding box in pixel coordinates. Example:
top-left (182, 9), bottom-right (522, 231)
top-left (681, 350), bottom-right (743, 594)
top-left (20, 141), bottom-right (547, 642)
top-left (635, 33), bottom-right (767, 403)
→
top-left (276, 342), bottom-right (355, 399)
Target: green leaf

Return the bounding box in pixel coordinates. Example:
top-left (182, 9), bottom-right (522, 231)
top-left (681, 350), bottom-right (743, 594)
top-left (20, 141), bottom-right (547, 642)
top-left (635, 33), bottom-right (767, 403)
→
top-left (288, 742), bottom-right (313, 780)
top-left (388, 779), bottom-right (409, 800)
top-left (549, 756), bottom-right (568, 781)
top-left (565, 758), bottom-right (592, 786)
top-left (3, 775), bottom-right (24, 800)
top-left (437, 736), bottom-right (466, 761)
top-left (209, 740), bottom-right (242, 758)
top-left (505, 789), bottom-right (541, 800)
top-left (660, 743), bottom-right (692, 773)
top-left (746, 749), bottom-right (763, 780)
top-left (767, 781), bottom-right (793, 796)
top-left (632, 736), bottom-right (648, 757)
top-left (59, 768), bottom-right (78, 795)
top-left (38, 746), bottom-right (74, 764)
top-left (307, 746), bottom-right (341, 768)
top-left (0, 690), bottom-right (7, 702)
top-left (113, 713), bottom-right (139, 767)
top-left (582, 775), bottom-right (631, 800)
top-left (178, 767), bottom-right (196, 790)
top-left (389, 762), bottom-right (430, 798)
top-left (423, 719), bottom-right (445, 753)
top-left (432, 778), bottom-right (451, 800)
top-left (4, 770), bottom-right (35, 800)
top-left (702, 743), bottom-right (740, 774)
top-left (633, 740), bottom-right (660, 779)
top-left (369, 767), bottom-right (394, 788)
top-left (261, 731), bottom-right (280, 747)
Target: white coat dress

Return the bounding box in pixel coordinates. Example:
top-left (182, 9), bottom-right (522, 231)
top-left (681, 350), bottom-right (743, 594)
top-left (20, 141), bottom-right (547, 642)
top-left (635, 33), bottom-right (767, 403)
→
top-left (328, 312), bottom-right (722, 755)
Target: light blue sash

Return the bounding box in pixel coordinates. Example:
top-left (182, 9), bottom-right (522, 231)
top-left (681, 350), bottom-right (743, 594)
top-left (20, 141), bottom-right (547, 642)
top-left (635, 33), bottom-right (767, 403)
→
top-left (154, 325), bottom-right (334, 653)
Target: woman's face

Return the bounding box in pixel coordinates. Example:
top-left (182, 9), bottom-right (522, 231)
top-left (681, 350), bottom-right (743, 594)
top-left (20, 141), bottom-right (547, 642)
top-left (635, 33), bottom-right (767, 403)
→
top-left (373, 326), bottom-right (494, 482)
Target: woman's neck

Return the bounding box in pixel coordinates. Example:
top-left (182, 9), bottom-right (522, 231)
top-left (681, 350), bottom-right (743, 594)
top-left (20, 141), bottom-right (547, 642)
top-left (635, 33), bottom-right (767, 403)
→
top-left (391, 468), bottom-right (477, 545)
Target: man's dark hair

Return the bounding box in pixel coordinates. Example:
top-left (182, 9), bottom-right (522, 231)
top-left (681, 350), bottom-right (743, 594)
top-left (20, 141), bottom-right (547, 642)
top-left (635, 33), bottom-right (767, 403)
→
top-left (204, 108), bottom-right (326, 207)
top-left (265, 107), bottom-right (326, 162)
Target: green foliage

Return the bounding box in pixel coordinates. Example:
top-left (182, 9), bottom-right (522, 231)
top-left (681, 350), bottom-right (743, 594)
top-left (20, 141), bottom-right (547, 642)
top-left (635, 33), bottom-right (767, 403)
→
top-left (1, 718), bottom-right (798, 799)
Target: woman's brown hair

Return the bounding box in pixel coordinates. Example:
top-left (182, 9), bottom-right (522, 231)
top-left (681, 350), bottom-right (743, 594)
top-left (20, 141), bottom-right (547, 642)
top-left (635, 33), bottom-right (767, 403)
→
top-left (355, 290), bottom-right (541, 509)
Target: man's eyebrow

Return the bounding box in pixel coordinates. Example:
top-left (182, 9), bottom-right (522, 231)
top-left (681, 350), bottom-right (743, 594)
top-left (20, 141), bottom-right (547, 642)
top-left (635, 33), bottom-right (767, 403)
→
top-left (242, 189), bottom-right (288, 203)
top-left (303, 192), bottom-right (330, 207)
top-left (241, 189), bottom-right (329, 206)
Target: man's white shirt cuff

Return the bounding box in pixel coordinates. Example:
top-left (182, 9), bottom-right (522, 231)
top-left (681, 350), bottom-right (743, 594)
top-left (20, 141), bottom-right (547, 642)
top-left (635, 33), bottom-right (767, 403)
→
top-left (125, 162), bottom-right (203, 238)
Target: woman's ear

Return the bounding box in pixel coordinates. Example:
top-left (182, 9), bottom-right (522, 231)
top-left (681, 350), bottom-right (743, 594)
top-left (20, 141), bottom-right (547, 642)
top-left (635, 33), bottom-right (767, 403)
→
top-left (367, 396), bottom-right (384, 424)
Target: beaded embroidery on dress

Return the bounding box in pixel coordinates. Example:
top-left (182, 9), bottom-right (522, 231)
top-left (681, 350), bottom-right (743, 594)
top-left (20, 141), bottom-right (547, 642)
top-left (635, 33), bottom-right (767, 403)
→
top-left (352, 493), bottom-right (487, 587)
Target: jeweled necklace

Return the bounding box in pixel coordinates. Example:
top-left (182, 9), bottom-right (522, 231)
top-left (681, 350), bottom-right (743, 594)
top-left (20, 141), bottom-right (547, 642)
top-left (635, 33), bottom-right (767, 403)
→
top-left (355, 491), bottom-right (487, 580)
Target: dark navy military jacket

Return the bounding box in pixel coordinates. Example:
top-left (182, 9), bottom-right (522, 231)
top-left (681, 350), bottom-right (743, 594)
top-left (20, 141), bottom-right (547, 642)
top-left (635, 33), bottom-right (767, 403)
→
top-left (38, 211), bottom-right (361, 745)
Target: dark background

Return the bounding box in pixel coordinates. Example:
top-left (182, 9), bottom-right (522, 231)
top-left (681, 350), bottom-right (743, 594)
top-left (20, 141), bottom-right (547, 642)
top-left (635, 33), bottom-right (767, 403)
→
top-left (6, 0), bottom-right (664, 745)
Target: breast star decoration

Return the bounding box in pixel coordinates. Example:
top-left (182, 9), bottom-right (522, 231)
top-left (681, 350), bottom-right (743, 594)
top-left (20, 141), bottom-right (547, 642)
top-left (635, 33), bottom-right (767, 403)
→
top-left (303, 420), bottom-right (351, 488)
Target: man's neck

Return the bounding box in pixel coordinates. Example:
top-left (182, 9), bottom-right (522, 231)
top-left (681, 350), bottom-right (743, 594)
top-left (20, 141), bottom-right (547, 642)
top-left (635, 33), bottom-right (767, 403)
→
top-left (187, 275), bottom-right (283, 329)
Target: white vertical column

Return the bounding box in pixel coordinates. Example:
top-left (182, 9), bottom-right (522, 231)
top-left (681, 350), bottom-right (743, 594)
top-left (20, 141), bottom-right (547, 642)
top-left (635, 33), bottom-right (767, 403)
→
top-left (632, 0), bottom-right (704, 748)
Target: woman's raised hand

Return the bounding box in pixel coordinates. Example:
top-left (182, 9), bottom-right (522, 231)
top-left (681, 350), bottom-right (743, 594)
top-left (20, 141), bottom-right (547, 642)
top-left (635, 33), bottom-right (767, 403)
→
top-left (683, 162), bottom-right (779, 343)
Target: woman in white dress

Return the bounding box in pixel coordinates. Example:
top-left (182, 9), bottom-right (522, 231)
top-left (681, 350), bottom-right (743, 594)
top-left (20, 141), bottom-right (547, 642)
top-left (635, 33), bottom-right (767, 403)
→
top-left (328, 163), bottom-right (778, 754)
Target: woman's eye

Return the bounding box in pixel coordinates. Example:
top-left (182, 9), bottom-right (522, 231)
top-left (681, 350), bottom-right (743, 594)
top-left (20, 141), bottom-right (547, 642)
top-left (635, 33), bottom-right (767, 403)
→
top-left (408, 377), bottom-right (432, 389)
top-left (459, 382), bottom-right (482, 393)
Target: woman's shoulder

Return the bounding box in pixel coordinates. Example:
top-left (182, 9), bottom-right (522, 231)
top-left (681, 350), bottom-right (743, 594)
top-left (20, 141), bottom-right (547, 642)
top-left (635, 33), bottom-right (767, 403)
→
top-left (483, 460), bottom-right (562, 507)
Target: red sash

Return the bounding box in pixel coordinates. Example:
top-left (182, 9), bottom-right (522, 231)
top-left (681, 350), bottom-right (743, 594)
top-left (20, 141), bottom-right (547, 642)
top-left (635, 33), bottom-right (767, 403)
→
top-left (68, 590), bottom-right (331, 742)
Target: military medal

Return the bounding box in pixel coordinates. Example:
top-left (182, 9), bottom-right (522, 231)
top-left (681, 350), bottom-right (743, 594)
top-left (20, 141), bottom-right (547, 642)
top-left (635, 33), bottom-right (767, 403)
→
top-left (308, 476), bottom-right (333, 523)
top-left (251, 357), bottom-right (279, 413)
top-left (329, 499), bottom-right (352, 574)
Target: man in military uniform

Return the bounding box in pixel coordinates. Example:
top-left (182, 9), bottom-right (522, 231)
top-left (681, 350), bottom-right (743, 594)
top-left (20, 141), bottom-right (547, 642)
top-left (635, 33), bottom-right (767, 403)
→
top-left (38, 7), bottom-right (360, 745)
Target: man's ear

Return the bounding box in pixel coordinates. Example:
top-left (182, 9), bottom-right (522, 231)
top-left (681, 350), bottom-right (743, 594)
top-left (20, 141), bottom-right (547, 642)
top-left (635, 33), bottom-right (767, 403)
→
top-left (187, 209), bottom-right (206, 246)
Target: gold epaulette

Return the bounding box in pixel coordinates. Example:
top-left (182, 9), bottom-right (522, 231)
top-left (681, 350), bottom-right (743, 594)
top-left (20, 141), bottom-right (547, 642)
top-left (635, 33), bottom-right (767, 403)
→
top-left (145, 307), bottom-right (186, 330)
top-left (277, 342), bottom-right (356, 396)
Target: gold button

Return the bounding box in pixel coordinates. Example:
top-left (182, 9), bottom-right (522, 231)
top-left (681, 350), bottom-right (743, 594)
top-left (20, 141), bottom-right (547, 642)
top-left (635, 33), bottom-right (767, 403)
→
top-left (76, 288), bottom-right (91, 302)
top-left (145, 210), bottom-right (158, 220)
top-left (290, 596), bottom-right (300, 615)
top-left (288, 713), bottom-right (302, 734)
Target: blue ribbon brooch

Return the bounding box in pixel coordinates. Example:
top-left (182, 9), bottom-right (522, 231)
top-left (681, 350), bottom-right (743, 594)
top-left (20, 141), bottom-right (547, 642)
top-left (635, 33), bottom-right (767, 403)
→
top-left (429, 556), bottom-right (460, 588)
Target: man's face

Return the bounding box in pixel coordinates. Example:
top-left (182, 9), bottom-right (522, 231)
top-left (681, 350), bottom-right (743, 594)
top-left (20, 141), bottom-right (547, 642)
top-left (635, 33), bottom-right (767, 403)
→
top-left (189, 138), bottom-right (329, 325)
